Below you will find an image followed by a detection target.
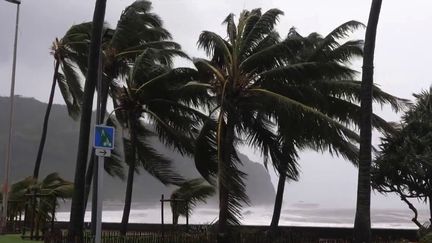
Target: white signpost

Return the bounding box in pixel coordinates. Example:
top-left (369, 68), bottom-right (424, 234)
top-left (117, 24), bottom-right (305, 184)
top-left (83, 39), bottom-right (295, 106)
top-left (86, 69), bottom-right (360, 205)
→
top-left (93, 125), bottom-right (115, 243)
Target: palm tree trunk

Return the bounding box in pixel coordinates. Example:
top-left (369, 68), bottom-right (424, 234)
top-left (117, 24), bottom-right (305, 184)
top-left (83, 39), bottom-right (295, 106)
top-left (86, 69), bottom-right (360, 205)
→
top-left (120, 116), bottom-right (138, 236)
top-left (218, 116), bottom-right (235, 243)
top-left (120, 162), bottom-right (135, 236)
top-left (270, 170), bottom-right (286, 233)
top-left (429, 196), bottom-right (432, 225)
top-left (353, 1), bottom-right (382, 242)
top-left (68, 0), bottom-right (107, 242)
top-left (218, 181), bottom-right (229, 240)
top-left (33, 60), bottom-right (60, 179)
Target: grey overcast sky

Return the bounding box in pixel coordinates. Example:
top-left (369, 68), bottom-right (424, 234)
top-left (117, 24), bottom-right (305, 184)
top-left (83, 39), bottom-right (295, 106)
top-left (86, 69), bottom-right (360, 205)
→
top-left (1, 0), bottom-right (432, 211)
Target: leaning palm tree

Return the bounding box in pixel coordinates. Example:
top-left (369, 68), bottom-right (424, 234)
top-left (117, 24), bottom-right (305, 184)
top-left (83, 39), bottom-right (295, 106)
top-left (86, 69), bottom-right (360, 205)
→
top-left (354, 1), bottom-right (383, 242)
top-left (64, 1), bottom-right (182, 239)
top-left (32, 26), bottom-right (91, 179)
top-left (170, 178), bottom-right (215, 225)
top-left (185, 9), bottom-right (404, 241)
top-left (109, 47), bottom-right (206, 235)
top-left (268, 22), bottom-right (405, 232)
top-left (58, 0), bottom-right (180, 211)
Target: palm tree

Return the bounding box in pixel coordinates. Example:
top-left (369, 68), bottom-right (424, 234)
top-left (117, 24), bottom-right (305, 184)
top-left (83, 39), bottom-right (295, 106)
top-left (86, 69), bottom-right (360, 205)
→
top-left (354, 1), bottom-right (383, 242)
top-left (56, 1), bottom-right (179, 212)
top-left (268, 22), bottom-right (404, 232)
top-left (170, 178), bottom-right (215, 225)
top-left (61, 1), bottom-right (179, 238)
top-left (68, 0), bottom-right (107, 241)
top-left (109, 49), bottom-right (205, 234)
top-left (186, 9), bottom-right (403, 241)
top-left (1, 173), bottom-right (73, 236)
top-left (32, 27), bottom-right (91, 179)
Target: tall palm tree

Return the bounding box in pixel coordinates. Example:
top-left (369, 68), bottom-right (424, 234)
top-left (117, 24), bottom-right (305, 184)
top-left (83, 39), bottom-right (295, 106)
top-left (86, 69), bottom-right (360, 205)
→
top-left (57, 1), bottom-right (178, 211)
top-left (186, 9), bottom-right (403, 241)
top-left (268, 22), bottom-right (403, 232)
top-left (68, 0), bottom-right (107, 241)
top-left (109, 49), bottom-right (204, 235)
top-left (170, 178), bottom-right (215, 225)
top-left (59, 1), bottom-right (179, 237)
top-left (32, 27), bottom-right (91, 179)
top-left (354, 1), bottom-right (383, 242)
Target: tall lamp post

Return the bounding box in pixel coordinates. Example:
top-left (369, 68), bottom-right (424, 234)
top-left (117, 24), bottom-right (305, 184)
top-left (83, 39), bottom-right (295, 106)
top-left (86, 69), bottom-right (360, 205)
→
top-left (1, 0), bottom-right (21, 233)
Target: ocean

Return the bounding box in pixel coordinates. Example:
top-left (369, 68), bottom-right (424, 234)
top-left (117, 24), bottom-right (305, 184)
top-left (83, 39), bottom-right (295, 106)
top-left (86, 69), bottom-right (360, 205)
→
top-left (56, 202), bottom-right (430, 229)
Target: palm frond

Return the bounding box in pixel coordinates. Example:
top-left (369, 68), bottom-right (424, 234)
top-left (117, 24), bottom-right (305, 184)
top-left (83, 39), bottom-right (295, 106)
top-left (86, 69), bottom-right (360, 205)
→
top-left (198, 31), bottom-right (232, 66)
top-left (144, 108), bottom-right (195, 156)
top-left (240, 8), bottom-right (284, 58)
top-left (134, 134), bottom-right (184, 186)
top-left (326, 40), bottom-right (364, 63)
top-left (111, 0), bottom-right (171, 51)
top-left (60, 59), bottom-right (84, 104)
top-left (306, 21), bottom-right (365, 62)
top-left (321, 20), bottom-right (365, 47)
top-left (240, 37), bottom-right (302, 73)
top-left (194, 118), bottom-right (218, 184)
top-left (56, 73), bottom-right (81, 120)
top-left (258, 62), bottom-right (357, 86)
top-left (170, 178), bottom-right (215, 218)
top-left (193, 58), bottom-right (226, 84)
top-left (223, 13), bottom-right (237, 45)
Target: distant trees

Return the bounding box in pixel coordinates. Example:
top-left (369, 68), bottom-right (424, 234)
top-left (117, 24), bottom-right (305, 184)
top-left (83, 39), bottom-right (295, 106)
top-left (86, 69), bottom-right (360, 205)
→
top-left (1, 173), bottom-right (73, 237)
top-left (372, 89), bottom-right (432, 230)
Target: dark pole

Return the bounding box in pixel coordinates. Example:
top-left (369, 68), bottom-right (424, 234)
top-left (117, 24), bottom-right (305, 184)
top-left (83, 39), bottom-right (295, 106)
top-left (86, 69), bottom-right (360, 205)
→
top-left (22, 200), bottom-right (28, 236)
top-left (91, 154), bottom-right (98, 236)
top-left (91, 54), bottom-right (103, 237)
top-left (30, 191), bottom-right (36, 240)
top-left (186, 201), bottom-right (189, 232)
top-left (160, 194), bottom-right (164, 237)
top-left (51, 196), bottom-right (55, 232)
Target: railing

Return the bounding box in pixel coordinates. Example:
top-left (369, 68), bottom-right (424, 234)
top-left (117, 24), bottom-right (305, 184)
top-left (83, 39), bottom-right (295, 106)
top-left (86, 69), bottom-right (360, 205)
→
top-left (43, 230), bottom-right (412, 243)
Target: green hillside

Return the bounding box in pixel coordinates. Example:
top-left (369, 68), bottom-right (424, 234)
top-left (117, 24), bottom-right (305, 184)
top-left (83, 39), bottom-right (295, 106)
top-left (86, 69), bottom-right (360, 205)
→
top-left (0, 96), bottom-right (275, 206)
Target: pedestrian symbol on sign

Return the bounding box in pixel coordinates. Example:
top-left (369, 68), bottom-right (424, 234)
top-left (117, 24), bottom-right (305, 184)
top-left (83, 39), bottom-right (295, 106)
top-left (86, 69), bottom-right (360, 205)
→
top-left (94, 125), bottom-right (115, 150)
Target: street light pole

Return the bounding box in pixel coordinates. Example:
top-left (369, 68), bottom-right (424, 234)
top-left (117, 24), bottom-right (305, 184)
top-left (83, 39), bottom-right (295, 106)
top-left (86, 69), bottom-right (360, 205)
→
top-left (1, 0), bottom-right (21, 232)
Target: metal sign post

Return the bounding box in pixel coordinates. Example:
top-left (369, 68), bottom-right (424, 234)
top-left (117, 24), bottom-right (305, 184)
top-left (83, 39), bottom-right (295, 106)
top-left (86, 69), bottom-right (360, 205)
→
top-left (93, 125), bottom-right (114, 243)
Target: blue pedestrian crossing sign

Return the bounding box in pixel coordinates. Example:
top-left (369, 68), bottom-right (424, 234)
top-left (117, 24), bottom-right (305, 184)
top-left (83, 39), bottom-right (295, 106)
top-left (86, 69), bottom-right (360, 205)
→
top-left (94, 125), bottom-right (115, 150)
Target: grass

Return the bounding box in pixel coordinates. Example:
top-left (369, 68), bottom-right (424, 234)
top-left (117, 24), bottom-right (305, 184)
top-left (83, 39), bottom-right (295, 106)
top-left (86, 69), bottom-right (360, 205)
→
top-left (0, 235), bottom-right (42, 243)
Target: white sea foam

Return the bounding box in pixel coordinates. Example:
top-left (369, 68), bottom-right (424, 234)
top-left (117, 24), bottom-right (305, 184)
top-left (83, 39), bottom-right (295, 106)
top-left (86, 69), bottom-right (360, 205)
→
top-left (56, 204), bottom-right (428, 229)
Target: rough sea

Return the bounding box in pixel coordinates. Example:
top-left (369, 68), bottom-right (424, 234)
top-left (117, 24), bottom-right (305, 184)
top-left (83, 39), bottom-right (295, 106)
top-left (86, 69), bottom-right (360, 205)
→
top-left (56, 202), bottom-right (430, 229)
